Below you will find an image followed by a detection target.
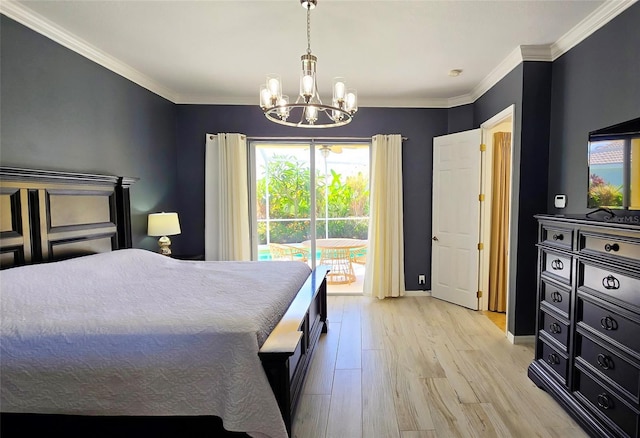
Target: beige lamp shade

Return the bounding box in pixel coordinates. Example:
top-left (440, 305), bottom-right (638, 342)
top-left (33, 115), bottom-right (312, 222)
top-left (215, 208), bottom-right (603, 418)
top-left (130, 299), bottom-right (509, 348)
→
top-left (147, 212), bottom-right (181, 237)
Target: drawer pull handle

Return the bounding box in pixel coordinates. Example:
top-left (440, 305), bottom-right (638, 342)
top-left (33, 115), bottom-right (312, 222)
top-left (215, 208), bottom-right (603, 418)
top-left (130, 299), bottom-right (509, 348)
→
top-left (552, 234), bottom-right (564, 241)
top-left (550, 291), bottom-right (562, 303)
top-left (551, 259), bottom-right (564, 270)
top-left (604, 243), bottom-right (620, 252)
top-left (600, 316), bottom-right (618, 331)
top-left (597, 354), bottom-right (614, 370)
top-left (549, 322), bottom-right (562, 334)
top-left (602, 275), bottom-right (620, 290)
top-left (547, 353), bottom-right (560, 365)
top-left (596, 393), bottom-right (612, 410)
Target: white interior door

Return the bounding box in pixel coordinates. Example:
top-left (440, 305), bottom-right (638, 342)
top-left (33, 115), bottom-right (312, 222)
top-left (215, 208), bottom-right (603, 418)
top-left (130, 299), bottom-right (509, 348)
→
top-left (431, 129), bottom-right (482, 310)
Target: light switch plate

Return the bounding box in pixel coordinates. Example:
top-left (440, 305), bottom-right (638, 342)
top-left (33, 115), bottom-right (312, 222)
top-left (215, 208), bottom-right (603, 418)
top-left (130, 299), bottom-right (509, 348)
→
top-left (554, 194), bottom-right (566, 209)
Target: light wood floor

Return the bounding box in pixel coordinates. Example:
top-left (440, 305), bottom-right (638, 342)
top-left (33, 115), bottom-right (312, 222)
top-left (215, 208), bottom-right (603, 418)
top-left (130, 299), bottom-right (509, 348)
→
top-left (293, 296), bottom-right (588, 438)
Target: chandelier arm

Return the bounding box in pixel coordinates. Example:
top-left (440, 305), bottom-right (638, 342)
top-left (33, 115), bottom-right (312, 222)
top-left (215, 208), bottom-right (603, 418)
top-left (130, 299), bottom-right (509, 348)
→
top-left (264, 103), bottom-right (353, 129)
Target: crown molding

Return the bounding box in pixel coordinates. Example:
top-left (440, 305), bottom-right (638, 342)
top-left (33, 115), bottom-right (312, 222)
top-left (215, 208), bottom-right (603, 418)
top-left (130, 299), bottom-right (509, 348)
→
top-left (469, 46), bottom-right (524, 103)
top-left (520, 45), bottom-right (553, 62)
top-left (0, 0), bottom-right (177, 103)
top-left (551, 0), bottom-right (638, 61)
top-left (447, 94), bottom-right (475, 108)
top-left (1, 0), bottom-right (635, 108)
top-left (469, 44), bottom-right (554, 102)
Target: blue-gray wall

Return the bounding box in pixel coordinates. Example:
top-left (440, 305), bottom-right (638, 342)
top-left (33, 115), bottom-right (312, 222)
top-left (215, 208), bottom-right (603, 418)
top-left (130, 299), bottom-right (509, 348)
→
top-left (447, 104), bottom-right (474, 134)
top-left (548, 2), bottom-right (640, 214)
top-left (472, 61), bottom-right (554, 336)
top-left (175, 105), bottom-right (448, 290)
top-left (0, 16), bottom-right (178, 250)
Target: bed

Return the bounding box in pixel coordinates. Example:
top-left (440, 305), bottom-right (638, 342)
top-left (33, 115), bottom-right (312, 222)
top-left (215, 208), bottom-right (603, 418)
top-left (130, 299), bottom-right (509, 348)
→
top-left (0, 167), bottom-right (329, 438)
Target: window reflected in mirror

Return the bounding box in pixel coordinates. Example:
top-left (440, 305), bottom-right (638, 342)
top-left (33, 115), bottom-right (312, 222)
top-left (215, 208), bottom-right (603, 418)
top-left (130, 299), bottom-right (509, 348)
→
top-left (587, 117), bottom-right (640, 210)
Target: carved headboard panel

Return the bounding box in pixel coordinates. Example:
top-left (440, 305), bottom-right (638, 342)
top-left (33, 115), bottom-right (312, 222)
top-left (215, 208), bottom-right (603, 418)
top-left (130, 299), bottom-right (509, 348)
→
top-left (0, 167), bottom-right (137, 269)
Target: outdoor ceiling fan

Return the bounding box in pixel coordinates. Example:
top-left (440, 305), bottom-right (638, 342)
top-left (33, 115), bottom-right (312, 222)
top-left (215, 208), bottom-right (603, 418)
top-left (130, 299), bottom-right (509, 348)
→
top-left (319, 145), bottom-right (343, 157)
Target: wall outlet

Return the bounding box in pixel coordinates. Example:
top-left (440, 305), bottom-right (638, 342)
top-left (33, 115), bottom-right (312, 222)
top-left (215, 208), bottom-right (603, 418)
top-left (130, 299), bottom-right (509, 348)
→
top-left (418, 274), bottom-right (426, 285)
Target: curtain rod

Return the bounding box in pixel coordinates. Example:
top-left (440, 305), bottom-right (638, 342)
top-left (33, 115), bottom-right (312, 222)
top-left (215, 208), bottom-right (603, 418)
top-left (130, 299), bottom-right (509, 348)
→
top-left (246, 136), bottom-right (408, 141)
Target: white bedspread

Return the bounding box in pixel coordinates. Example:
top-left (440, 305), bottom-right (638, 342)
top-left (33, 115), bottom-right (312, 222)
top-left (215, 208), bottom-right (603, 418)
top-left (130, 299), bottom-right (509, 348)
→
top-left (1, 249), bottom-right (312, 438)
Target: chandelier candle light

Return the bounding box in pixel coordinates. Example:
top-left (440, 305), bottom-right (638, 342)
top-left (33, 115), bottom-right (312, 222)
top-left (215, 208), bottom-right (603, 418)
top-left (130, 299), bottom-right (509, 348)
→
top-left (260, 0), bottom-right (357, 128)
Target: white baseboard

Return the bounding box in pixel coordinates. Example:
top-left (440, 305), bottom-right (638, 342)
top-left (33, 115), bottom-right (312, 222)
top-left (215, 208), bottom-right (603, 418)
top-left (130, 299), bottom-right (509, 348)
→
top-left (507, 332), bottom-right (536, 345)
top-left (327, 290), bottom-right (432, 297)
top-left (327, 291), bottom-right (365, 297)
top-left (404, 290), bottom-right (432, 296)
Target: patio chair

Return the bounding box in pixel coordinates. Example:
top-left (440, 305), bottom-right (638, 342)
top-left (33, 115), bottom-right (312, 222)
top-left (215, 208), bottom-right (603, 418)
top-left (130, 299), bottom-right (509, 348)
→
top-left (268, 243), bottom-right (309, 262)
top-left (350, 246), bottom-right (367, 265)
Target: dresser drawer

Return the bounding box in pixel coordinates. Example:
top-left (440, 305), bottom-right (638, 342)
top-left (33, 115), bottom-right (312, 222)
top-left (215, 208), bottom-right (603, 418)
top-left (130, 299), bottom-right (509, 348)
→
top-left (541, 280), bottom-right (571, 317)
top-left (575, 368), bottom-right (640, 438)
top-left (577, 297), bottom-right (640, 354)
top-left (538, 339), bottom-right (568, 384)
top-left (576, 333), bottom-right (640, 405)
top-left (541, 225), bottom-right (573, 250)
top-left (580, 231), bottom-right (640, 262)
top-left (541, 310), bottom-right (569, 349)
top-left (541, 250), bottom-right (572, 285)
top-left (578, 261), bottom-right (640, 309)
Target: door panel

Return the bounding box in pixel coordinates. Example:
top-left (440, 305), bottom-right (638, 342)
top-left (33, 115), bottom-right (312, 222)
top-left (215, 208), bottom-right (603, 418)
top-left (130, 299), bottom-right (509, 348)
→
top-left (432, 129), bottom-right (482, 309)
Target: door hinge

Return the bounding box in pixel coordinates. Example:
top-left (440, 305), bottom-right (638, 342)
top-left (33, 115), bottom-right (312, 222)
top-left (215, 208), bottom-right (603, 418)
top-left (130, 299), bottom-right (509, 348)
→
top-left (477, 290), bottom-right (483, 298)
top-left (477, 242), bottom-right (484, 250)
top-left (479, 194), bottom-right (485, 202)
top-left (480, 143), bottom-right (487, 152)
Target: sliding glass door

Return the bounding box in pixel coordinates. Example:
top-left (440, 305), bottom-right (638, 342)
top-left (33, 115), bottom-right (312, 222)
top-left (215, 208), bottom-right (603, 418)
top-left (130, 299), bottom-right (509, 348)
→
top-left (250, 139), bottom-right (370, 293)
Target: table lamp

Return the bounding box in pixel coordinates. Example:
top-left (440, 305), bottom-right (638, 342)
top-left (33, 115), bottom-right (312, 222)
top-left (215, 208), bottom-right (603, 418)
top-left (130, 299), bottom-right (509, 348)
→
top-left (147, 212), bottom-right (181, 255)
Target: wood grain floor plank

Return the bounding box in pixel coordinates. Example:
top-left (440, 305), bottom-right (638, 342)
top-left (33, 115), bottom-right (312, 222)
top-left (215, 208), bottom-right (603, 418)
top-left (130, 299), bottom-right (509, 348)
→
top-left (302, 321), bottom-right (341, 395)
top-left (460, 402), bottom-right (512, 437)
top-left (335, 297), bottom-right (362, 369)
top-left (423, 377), bottom-right (475, 437)
top-left (392, 366), bottom-right (436, 432)
top-left (362, 349), bottom-right (401, 438)
top-left (432, 342), bottom-right (480, 404)
top-left (327, 295), bottom-right (345, 324)
top-left (400, 431), bottom-right (437, 438)
top-left (292, 394), bottom-right (330, 438)
top-left (326, 369), bottom-right (362, 438)
top-left (361, 299), bottom-right (386, 350)
top-left (544, 425), bottom-right (590, 438)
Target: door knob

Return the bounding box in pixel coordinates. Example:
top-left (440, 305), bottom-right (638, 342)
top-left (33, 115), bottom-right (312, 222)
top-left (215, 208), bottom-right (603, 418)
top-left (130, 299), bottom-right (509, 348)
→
top-left (432, 236), bottom-right (439, 241)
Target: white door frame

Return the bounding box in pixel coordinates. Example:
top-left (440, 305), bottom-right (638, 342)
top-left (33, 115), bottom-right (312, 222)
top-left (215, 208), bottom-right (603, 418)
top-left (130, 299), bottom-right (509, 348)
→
top-left (479, 104), bottom-right (516, 337)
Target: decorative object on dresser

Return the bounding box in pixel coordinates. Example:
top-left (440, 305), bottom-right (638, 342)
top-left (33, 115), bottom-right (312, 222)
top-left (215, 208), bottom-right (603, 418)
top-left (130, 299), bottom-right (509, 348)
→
top-left (528, 214), bottom-right (640, 438)
top-left (147, 212), bottom-right (181, 255)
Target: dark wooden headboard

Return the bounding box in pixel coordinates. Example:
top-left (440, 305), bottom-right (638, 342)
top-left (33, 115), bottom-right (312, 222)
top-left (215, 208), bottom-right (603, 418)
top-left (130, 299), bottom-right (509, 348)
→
top-left (0, 167), bottom-right (137, 269)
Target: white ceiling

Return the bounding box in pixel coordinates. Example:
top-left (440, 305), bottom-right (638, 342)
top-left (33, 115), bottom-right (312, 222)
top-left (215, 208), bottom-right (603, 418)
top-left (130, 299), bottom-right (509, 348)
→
top-left (2, 1), bottom-right (635, 107)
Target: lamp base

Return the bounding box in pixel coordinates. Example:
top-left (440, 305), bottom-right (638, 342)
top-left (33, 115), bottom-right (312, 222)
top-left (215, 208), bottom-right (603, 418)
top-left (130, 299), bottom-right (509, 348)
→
top-left (157, 235), bottom-right (172, 256)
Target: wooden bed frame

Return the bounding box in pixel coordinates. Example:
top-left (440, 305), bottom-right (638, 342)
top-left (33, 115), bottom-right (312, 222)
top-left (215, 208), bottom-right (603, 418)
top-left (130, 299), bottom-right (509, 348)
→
top-left (0, 166), bottom-right (328, 437)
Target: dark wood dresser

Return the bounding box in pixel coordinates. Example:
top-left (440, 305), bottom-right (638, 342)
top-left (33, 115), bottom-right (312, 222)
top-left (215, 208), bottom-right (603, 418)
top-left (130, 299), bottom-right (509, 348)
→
top-left (528, 214), bottom-right (640, 438)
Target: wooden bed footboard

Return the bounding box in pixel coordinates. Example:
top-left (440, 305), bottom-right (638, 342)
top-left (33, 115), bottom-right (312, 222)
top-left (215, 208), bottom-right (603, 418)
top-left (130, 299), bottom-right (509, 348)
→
top-left (259, 265), bottom-right (329, 436)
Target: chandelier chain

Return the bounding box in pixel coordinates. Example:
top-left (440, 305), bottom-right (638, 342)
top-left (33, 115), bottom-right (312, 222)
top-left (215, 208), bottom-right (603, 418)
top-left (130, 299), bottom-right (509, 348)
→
top-left (306, 5), bottom-right (311, 55)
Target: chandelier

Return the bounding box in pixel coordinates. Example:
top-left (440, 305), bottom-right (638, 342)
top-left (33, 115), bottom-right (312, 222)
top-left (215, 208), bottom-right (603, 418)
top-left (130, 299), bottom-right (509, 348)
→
top-left (259, 0), bottom-right (357, 128)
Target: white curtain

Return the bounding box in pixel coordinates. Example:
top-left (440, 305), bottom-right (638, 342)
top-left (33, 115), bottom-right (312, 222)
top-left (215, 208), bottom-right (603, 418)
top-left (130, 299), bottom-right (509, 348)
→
top-left (204, 133), bottom-right (251, 261)
top-left (363, 134), bottom-right (405, 299)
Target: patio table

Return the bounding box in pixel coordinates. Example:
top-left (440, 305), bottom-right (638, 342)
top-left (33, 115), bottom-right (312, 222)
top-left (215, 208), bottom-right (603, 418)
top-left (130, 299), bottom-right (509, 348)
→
top-left (302, 238), bottom-right (367, 284)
